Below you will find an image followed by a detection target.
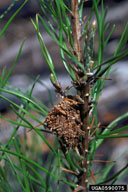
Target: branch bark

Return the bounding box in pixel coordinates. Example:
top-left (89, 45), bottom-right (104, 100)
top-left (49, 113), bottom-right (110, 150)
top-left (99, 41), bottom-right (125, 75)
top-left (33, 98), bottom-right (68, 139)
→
top-left (79, 84), bottom-right (89, 192)
top-left (71, 1), bottom-right (89, 191)
top-left (71, 0), bottom-right (81, 61)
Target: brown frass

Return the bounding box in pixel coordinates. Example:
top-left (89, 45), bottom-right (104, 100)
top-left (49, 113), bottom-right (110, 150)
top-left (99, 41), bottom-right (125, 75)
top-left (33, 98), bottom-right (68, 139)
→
top-left (44, 98), bottom-right (84, 151)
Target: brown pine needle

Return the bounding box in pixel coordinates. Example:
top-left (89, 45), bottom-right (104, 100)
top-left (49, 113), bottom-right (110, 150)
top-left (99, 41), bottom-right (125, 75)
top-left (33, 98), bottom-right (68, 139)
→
top-left (90, 180), bottom-right (94, 184)
top-left (96, 76), bottom-right (112, 80)
top-left (95, 154), bottom-right (104, 157)
top-left (64, 97), bottom-right (78, 104)
top-left (90, 126), bottom-right (98, 137)
top-left (93, 125), bottom-right (111, 129)
top-left (35, 121), bottom-right (45, 127)
top-left (27, 121), bottom-right (45, 132)
top-left (90, 116), bottom-right (95, 130)
top-left (100, 125), bottom-right (111, 129)
top-left (90, 61), bottom-right (94, 69)
top-left (92, 160), bottom-right (115, 163)
top-left (81, 15), bottom-right (87, 25)
top-left (89, 169), bottom-right (96, 183)
top-left (27, 121), bottom-right (45, 133)
top-left (61, 167), bottom-right (78, 175)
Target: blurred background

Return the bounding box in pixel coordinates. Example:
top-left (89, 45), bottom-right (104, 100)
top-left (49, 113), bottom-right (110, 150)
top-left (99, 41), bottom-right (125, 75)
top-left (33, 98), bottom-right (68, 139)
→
top-left (0, 0), bottom-right (128, 186)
